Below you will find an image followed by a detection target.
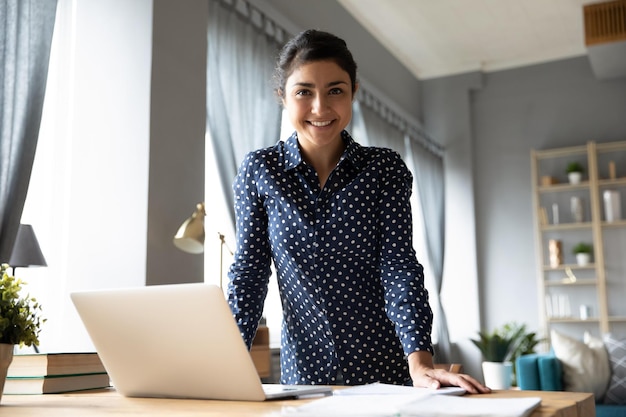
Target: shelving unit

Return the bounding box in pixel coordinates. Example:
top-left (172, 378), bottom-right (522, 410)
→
top-left (531, 141), bottom-right (626, 339)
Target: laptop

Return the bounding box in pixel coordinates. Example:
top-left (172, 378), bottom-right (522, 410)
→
top-left (70, 283), bottom-right (332, 401)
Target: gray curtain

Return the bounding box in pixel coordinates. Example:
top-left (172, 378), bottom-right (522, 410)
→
top-left (0, 0), bottom-right (57, 261)
top-left (352, 100), bottom-right (405, 154)
top-left (407, 138), bottom-right (449, 363)
top-left (206, 0), bottom-right (283, 227)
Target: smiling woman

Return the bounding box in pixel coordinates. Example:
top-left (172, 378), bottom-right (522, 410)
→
top-left (225, 29), bottom-right (488, 394)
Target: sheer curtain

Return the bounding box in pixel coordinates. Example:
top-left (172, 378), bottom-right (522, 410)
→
top-left (353, 91), bottom-right (450, 363)
top-left (407, 138), bottom-right (449, 363)
top-left (352, 100), bottom-right (405, 152)
top-left (206, 0), bottom-right (283, 228)
top-left (0, 0), bottom-right (57, 260)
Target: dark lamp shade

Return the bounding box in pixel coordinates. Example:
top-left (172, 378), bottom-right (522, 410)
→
top-left (173, 203), bottom-right (206, 254)
top-left (9, 224), bottom-right (47, 268)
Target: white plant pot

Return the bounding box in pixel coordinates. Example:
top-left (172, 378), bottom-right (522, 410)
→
top-left (576, 253), bottom-right (591, 266)
top-left (482, 361), bottom-right (513, 390)
top-left (568, 172), bottom-right (582, 184)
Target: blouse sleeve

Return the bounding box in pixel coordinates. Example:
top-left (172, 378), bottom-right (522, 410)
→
top-left (226, 151), bottom-right (273, 348)
top-left (377, 150), bottom-right (434, 356)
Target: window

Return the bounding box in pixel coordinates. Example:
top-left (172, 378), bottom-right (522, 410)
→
top-left (19, 0), bottom-right (152, 352)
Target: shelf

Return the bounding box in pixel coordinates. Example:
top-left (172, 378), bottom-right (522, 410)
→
top-left (544, 278), bottom-right (596, 286)
top-left (542, 263), bottom-right (595, 271)
top-left (532, 140), bottom-right (626, 338)
top-left (608, 316), bottom-right (626, 323)
top-left (598, 177), bottom-right (626, 187)
top-left (601, 220), bottom-right (626, 228)
top-left (541, 222), bottom-right (592, 231)
top-left (538, 182), bottom-right (590, 193)
top-left (534, 144), bottom-right (587, 159)
top-left (547, 317), bottom-right (600, 323)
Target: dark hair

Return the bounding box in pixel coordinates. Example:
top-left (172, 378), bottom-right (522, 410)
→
top-left (273, 29), bottom-right (358, 96)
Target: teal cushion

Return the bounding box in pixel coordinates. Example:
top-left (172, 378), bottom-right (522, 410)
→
top-left (516, 354), bottom-right (541, 390)
top-left (537, 355), bottom-right (562, 391)
top-left (595, 404), bottom-right (626, 417)
top-left (516, 353), bottom-right (563, 391)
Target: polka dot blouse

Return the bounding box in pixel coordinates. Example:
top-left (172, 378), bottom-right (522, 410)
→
top-left (227, 130), bottom-right (433, 386)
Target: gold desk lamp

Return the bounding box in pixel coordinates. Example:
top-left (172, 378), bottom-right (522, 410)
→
top-left (173, 202), bottom-right (232, 287)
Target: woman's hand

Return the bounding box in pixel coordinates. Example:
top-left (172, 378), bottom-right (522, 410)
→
top-left (407, 351), bottom-right (492, 394)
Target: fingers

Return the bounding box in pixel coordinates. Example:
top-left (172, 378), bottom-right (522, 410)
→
top-left (412, 369), bottom-right (491, 395)
top-left (450, 373), bottom-right (491, 394)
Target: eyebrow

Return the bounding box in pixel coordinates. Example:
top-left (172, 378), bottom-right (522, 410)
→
top-left (290, 80), bottom-right (349, 88)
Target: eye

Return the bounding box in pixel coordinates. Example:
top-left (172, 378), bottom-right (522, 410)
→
top-left (329, 88), bottom-right (343, 95)
top-left (295, 89), bottom-right (311, 96)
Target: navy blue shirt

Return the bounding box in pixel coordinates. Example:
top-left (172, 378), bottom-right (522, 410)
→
top-left (227, 131), bottom-right (433, 385)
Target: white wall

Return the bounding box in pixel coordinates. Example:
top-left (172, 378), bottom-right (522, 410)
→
top-left (20, 0), bottom-right (152, 352)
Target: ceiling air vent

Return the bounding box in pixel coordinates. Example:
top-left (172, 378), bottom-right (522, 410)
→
top-left (584, 0), bottom-right (626, 79)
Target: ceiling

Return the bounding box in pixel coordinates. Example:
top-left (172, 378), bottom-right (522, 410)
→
top-left (338, 0), bottom-right (595, 80)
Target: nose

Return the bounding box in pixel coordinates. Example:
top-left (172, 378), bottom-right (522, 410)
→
top-left (311, 93), bottom-right (328, 114)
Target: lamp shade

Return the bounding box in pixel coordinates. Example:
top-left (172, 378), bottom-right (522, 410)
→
top-left (9, 224), bottom-right (47, 268)
top-left (173, 202), bottom-right (206, 254)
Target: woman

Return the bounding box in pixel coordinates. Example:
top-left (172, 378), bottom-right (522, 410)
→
top-left (227, 29), bottom-right (489, 393)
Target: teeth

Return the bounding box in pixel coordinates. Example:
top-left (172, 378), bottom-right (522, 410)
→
top-left (310, 120), bottom-right (331, 127)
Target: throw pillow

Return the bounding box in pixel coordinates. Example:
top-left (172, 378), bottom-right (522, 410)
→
top-left (550, 330), bottom-right (610, 400)
top-left (604, 334), bottom-right (626, 405)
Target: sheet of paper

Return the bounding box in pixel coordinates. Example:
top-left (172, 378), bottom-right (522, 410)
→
top-left (281, 390), bottom-right (542, 417)
top-left (399, 395), bottom-right (542, 417)
top-left (334, 382), bottom-right (465, 397)
top-left (281, 394), bottom-right (422, 417)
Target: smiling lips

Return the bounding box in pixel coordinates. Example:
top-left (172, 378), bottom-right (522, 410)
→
top-left (310, 120), bottom-right (333, 127)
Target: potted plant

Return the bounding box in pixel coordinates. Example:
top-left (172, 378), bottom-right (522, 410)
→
top-left (0, 264), bottom-right (45, 401)
top-left (471, 322), bottom-right (540, 389)
top-left (572, 242), bottom-right (593, 266)
top-left (566, 161), bottom-right (584, 184)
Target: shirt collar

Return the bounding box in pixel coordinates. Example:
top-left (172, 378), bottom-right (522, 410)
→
top-left (283, 130), bottom-right (365, 171)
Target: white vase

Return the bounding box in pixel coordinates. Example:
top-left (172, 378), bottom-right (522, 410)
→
top-left (482, 361), bottom-right (513, 390)
top-left (576, 253), bottom-right (591, 266)
top-left (570, 197), bottom-right (583, 223)
top-left (568, 172), bottom-right (582, 184)
top-left (603, 190), bottom-right (622, 222)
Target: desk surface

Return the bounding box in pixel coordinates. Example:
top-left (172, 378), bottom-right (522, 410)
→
top-left (0, 388), bottom-right (595, 417)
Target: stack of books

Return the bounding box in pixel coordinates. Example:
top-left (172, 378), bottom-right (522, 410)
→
top-left (4, 352), bottom-right (110, 394)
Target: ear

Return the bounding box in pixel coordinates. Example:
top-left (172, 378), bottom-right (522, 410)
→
top-left (277, 89), bottom-right (286, 107)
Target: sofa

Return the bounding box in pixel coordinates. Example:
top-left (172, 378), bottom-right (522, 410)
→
top-left (516, 330), bottom-right (626, 417)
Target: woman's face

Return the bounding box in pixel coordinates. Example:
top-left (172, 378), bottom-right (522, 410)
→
top-left (282, 60), bottom-right (356, 154)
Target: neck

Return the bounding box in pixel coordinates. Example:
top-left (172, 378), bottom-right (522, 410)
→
top-left (300, 140), bottom-right (345, 189)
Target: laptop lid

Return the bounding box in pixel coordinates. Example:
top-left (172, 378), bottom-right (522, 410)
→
top-left (71, 283), bottom-right (327, 401)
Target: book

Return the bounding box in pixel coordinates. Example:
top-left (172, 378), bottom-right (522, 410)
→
top-left (3, 373), bottom-right (111, 394)
top-left (7, 352), bottom-right (106, 377)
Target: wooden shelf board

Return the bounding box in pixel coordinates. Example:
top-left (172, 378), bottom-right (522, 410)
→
top-left (538, 182), bottom-right (590, 193)
top-left (544, 279), bottom-right (597, 286)
top-left (541, 222), bottom-right (593, 231)
top-left (547, 317), bottom-right (600, 323)
top-left (542, 264), bottom-right (596, 271)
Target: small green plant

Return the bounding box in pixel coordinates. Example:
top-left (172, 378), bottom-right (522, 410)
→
top-left (470, 322), bottom-right (540, 363)
top-left (572, 242), bottom-right (593, 255)
top-left (0, 264), bottom-right (45, 347)
top-left (566, 161), bottom-right (584, 174)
